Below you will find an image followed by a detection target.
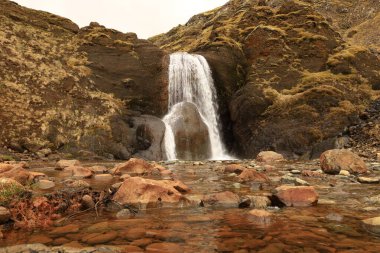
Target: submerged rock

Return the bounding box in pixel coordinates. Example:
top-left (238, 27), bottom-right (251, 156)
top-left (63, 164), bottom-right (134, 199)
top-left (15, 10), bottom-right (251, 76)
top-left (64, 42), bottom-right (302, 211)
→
top-left (248, 209), bottom-right (272, 224)
top-left (202, 191), bottom-right (240, 207)
top-left (320, 149), bottom-right (368, 174)
top-left (273, 185), bottom-right (318, 207)
top-left (113, 177), bottom-right (190, 208)
top-left (238, 169), bottom-right (269, 183)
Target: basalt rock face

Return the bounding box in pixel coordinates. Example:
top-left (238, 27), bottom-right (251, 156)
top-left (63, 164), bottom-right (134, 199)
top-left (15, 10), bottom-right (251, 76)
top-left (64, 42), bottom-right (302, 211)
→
top-left (151, 0), bottom-right (380, 158)
top-left (0, 0), bottom-right (167, 159)
top-left (168, 102), bottom-right (211, 160)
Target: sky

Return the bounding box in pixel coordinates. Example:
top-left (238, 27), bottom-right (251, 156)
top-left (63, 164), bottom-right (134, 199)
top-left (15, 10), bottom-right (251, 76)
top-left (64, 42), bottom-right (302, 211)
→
top-left (12, 0), bottom-right (229, 39)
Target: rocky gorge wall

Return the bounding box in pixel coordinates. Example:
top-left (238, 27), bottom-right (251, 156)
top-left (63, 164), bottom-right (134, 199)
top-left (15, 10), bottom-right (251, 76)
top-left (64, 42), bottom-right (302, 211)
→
top-left (151, 0), bottom-right (380, 159)
top-left (0, 0), bottom-right (379, 161)
top-left (0, 0), bottom-right (168, 160)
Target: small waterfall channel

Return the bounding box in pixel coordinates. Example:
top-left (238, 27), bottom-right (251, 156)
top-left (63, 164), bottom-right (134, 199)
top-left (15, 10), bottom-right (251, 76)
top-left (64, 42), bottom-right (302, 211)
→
top-left (163, 52), bottom-right (231, 160)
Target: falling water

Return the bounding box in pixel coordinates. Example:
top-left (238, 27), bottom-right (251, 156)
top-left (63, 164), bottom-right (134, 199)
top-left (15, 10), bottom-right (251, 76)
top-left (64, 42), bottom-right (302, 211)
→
top-left (163, 52), bottom-right (231, 160)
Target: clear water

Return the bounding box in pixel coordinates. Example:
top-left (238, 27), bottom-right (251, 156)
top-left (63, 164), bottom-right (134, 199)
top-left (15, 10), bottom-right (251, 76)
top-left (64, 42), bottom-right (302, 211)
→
top-left (163, 52), bottom-right (231, 160)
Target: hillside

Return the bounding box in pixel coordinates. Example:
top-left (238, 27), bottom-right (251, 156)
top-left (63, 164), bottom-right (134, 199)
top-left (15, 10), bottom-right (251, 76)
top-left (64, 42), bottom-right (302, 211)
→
top-left (0, 0), bottom-right (167, 160)
top-left (151, 0), bottom-right (380, 158)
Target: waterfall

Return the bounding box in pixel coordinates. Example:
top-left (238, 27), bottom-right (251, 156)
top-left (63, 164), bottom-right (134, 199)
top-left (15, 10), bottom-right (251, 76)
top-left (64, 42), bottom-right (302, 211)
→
top-left (163, 52), bottom-right (231, 160)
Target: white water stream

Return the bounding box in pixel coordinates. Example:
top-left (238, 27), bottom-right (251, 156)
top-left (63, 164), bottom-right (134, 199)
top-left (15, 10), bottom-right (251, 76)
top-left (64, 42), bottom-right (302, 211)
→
top-left (163, 52), bottom-right (231, 160)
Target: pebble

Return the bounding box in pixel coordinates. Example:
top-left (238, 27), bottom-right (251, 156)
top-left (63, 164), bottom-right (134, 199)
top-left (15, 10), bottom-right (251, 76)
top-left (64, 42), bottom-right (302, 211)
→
top-left (291, 170), bottom-right (301, 174)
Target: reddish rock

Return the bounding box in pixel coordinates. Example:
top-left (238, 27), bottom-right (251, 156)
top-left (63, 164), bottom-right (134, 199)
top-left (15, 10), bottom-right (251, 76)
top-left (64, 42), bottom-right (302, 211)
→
top-left (84, 231), bottom-right (118, 245)
top-left (28, 235), bottom-right (53, 244)
top-left (64, 166), bottom-right (93, 178)
top-left (320, 149), bottom-right (367, 174)
top-left (238, 169), bottom-right (269, 183)
top-left (121, 227), bottom-right (146, 241)
top-left (256, 151), bottom-right (284, 163)
top-left (49, 224), bottom-right (80, 236)
top-left (89, 165), bottom-right (107, 174)
top-left (113, 158), bottom-right (160, 176)
top-left (56, 160), bottom-right (81, 169)
top-left (202, 191), bottom-right (240, 207)
top-left (113, 177), bottom-right (190, 208)
top-left (0, 163), bottom-right (44, 185)
top-left (119, 245), bottom-right (144, 252)
top-left (274, 185), bottom-right (318, 207)
top-left (146, 242), bottom-right (183, 253)
top-left (224, 164), bottom-right (245, 174)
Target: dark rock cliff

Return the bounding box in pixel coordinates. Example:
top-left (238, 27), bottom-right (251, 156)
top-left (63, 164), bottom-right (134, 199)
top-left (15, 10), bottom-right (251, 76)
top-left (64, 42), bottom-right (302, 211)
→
top-left (0, 0), bottom-right (168, 160)
top-left (151, 0), bottom-right (380, 158)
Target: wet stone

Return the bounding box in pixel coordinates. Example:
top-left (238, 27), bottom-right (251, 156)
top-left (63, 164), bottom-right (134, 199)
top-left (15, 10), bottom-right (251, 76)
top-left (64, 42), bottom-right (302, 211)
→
top-left (28, 235), bottom-right (53, 244)
top-left (83, 231), bottom-right (118, 245)
top-left (146, 242), bottom-right (183, 253)
top-left (49, 224), bottom-right (80, 237)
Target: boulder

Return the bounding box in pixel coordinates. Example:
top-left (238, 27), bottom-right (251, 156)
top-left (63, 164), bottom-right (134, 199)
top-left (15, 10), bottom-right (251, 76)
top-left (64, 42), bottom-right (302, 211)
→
top-left (0, 163), bottom-right (42, 185)
top-left (63, 166), bottom-right (93, 178)
top-left (113, 177), bottom-right (190, 209)
top-left (134, 115), bottom-right (167, 161)
top-left (164, 102), bottom-right (211, 160)
top-left (56, 160), bottom-right (81, 169)
top-left (320, 149), bottom-right (367, 174)
top-left (238, 169), bottom-right (269, 183)
top-left (201, 191), bottom-right (240, 207)
top-left (37, 180), bottom-right (55, 190)
top-left (273, 185), bottom-right (318, 207)
top-left (113, 158), bottom-right (160, 176)
top-left (224, 164), bottom-right (245, 174)
top-left (256, 151), bottom-right (284, 163)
